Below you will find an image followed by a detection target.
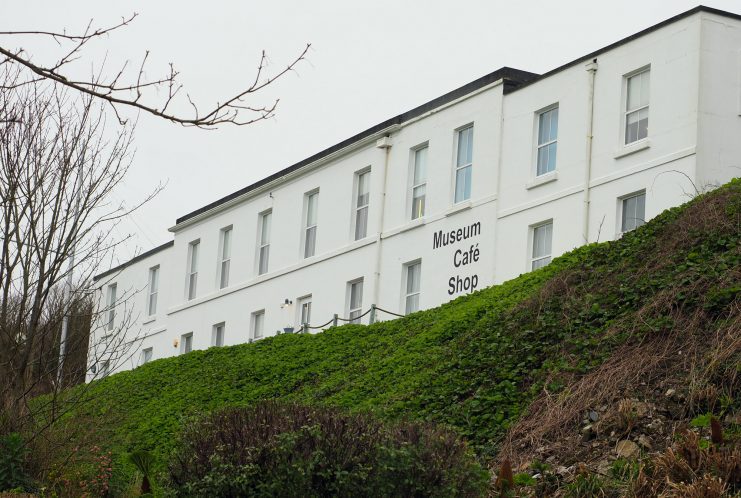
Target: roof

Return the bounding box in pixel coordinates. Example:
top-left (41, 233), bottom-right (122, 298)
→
top-left (93, 241), bottom-right (174, 281)
top-left (174, 66), bottom-right (538, 225)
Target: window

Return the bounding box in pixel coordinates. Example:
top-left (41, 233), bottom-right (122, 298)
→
top-left (147, 266), bottom-right (159, 316)
top-left (404, 261), bottom-right (422, 314)
top-left (625, 69), bottom-right (650, 144)
top-left (180, 332), bottom-right (193, 354)
top-left (186, 240), bottom-right (199, 300)
top-left (621, 191), bottom-right (646, 233)
top-left (354, 170), bottom-right (370, 240)
top-left (252, 310), bottom-right (265, 339)
top-left (297, 295), bottom-right (312, 328)
top-left (531, 221), bottom-right (553, 270)
top-left (304, 191), bottom-right (319, 258)
top-left (348, 279), bottom-right (364, 324)
top-left (454, 125), bottom-right (473, 203)
top-left (536, 106), bottom-right (558, 176)
top-left (410, 146), bottom-right (427, 220)
top-left (141, 347), bottom-right (153, 365)
top-left (212, 322), bottom-right (225, 347)
top-left (219, 227), bottom-right (232, 289)
top-left (105, 283), bottom-right (117, 331)
top-left (100, 360), bottom-right (111, 377)
top-left (258, 211), bottom-right (271, 275)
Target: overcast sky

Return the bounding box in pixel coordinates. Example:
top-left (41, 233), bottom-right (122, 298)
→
top-left (4, 1), bottom-right (741, 266)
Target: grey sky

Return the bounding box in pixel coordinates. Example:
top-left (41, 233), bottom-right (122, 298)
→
top-left (4, 1), bottom-right (740, 266)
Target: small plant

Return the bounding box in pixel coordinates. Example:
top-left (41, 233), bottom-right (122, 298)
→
top-left (513, 472), bottom-right (536, 486)
top-left (127, 450), bottom-right (156, 495)
top-left (691, 412), bottom-right (713, 428)
top-left (618, 399), bottom-right (638, 433)
top-left (0, 433), bottom-right (31, 492)
top-left (565, 473), bottom-right (606, 498)
top-left (610, 457), bottom-right (640, 481)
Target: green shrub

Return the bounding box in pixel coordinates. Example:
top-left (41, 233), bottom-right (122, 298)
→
top-left (168, 401), bottom-right (489, 497)
top-left (0, 433), bottom-right (31, 492)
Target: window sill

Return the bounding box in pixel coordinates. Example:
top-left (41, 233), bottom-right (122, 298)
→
top-left (526, 171), bottom-right (558, 190)
top-left (614, 139), bottom-right (650, 159)
top-left (445, 200), bottom-right (472, 217)
top-left (142, 316), bottom-right (156, 325)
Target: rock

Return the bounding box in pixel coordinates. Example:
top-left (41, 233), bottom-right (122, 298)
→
top-left (582, 424), bottom-right (595, 442)
top-left (633, 401), bottom-right (650, 418)
top-left (556, 465), bottom-right (570, 476)
top-left (638, 434), bottom-right (653, 450)
top-left (665, 388), bottom-right (676, 398)
top-left (545, 455), bottom-right (556, 464)
top-left (588, 410), bottom-right (599, 422)
top-left (597, 459), bottom-right (612, 476)
top-left (615, 439), bottom-right (640, 459)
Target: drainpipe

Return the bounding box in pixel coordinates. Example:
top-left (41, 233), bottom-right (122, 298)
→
top-left (583, 59), bottom-right (598, 244)
top-left (372, 135), bottom-right (392, 312)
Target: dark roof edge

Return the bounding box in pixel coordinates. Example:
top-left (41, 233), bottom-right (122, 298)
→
top-left (176, 5), bottom-right (737, 226)
top-left (94, 240), bottom-right (174, 282)
top-left (505, 5), bottom-right (738, 94)
top-left (174, 66), bottom-right (538, 225)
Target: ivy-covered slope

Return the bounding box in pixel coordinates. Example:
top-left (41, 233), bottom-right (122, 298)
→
top-left (61, 180), bottom-right (741, 461)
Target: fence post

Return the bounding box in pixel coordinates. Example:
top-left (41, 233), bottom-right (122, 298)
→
top-left (369, 304), bottom-right (376, 324)
top-left (302, 322), bottom-right (309, 333)
top-left (333, 314), bottom-right (338, 327)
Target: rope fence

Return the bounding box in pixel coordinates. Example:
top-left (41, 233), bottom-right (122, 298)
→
top-left (289, 304), bottom-right (407, 334)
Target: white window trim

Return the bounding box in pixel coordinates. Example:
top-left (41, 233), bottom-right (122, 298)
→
top-left (251, 309), bottom-right (265, 340)
top-left (402, 260), bottom-right (422, 315)
top-left (533, 103), bottom-right (559, 178)
top-left (140, 347), bottom-right (153, 366)
top-left (617, 189), bottom-right (647, 236)
top-left (217, 226), bottom-right (232, 289)
top-left (105, 283), bottom-right (117, 332)
top-left (452, 124), bottom-right (474, 204)
top-left (529, 220), bottom-right (553, 272)
top-left (212, 322), bottom-right (225, 347)
top-left (408, 143), bottom-right (428, 221)
top-left (351, 168), bottom-right (371, 241)
top-left (180, 332), bottom-right (193, 354)
top-left (186, 240), bottom-right (200, 301)
top-left (621, 65), bottom-right (651, 147)
top-left (296, 294), bottom-right (312, 329)
top-left (302, 190), bottom-right (319, 259)
top-left (146, 266), bottom-right (159, 317)
top-left (257, 210), bottom-right (272, 275)
top-left (346, 278), bottom-right (364, 324)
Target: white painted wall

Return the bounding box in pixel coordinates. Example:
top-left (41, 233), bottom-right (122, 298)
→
top-left (89, 10), bottom-right (741, 379)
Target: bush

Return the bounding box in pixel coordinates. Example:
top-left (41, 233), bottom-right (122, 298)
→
top-left (168, 401), bottom-right (489, 497)
top-left (0, 433), bottom-right (31, 492)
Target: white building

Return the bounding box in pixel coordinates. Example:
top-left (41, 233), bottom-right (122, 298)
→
top-left (90, 6), bottom-right (741, 377)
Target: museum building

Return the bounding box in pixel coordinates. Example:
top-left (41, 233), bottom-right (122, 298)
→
top-left (90, 6), bottom-right (741, 377)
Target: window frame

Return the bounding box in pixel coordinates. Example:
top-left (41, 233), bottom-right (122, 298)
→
top-left (212, 322), bottom-right (225, 347)
top-left (105, 283), bottom-right (117, 331)
top-left (251, 309), bottom-right (265, 340)
top-left (623, 66), bottom-right (651, 146)
top-left (147, 266), bottom-right (159, 317)
top-left (535, 104), bottom-right (559, 177)
top-left (141, 347), bottom-right (153, 365)
top-left (303, 190), bottom-right (319, 258)
top-left (186, 240), bottom-right (200, 300)
top-left (218, 226), bottom-right (232, 289)
top-left (296, 294), bottom-right (312, 329)
top-left (257, 210), bottom-right (272, 275)
top-left (453, 124), bottom-right (474, 204)
top-left (180, 332), bottom-right (193, 354)
top-left (530, 220), bottom-right (554, 271)
top-left (352, 168), bottom-right (371, 241)
top-left (347, 278), bottom-right (364, 324)
top-left (619, 190), bottom-right (646, 234)
top-left (403, 260), bottom-right (422, 315)
top-left (409, 143), bottom-right (428, 220)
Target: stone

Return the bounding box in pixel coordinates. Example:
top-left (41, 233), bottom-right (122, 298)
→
top-left (665, 388), bottom-right (676, 398)
top-left (638, 434), bottom-right (653, 450)
top-left (615, 439), bottom-right (640, 459)
top-left (582, 424), bottom-right (595, 442)
top-left (588, 410), bottom-right (599, 422)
